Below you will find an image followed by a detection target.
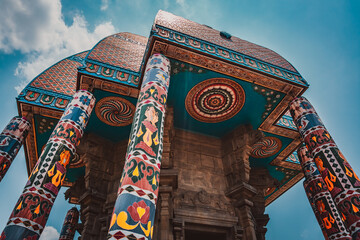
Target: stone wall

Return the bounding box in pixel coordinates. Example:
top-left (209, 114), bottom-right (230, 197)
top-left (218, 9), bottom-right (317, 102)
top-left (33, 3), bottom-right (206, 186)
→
top-left (173, 129), bottom-right (227, 195)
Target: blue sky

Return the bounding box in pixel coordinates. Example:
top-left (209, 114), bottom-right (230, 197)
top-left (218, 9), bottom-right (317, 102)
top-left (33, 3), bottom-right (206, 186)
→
top-left (0, 0), bottom-right (359, 239)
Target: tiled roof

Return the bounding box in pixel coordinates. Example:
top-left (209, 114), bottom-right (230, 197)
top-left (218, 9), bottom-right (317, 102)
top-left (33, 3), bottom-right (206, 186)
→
top-left (29, 51), bottom-right (88, 96)
top-left (155, 10), bottom-right (297, 73)
top-left (86, 32), bottom-right (147, 73)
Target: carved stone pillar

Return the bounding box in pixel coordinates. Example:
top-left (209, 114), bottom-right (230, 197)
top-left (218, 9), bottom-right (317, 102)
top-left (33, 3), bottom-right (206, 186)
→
top-left (290, 97), bottom-right (360, 239)
top-left (76, 134), bottom-right (118, 240)
top-left (222, 124), bottom-right (263, 240)
top-left (1, 90), bottom-right (95, 240)
top-left (63, 133), bottom-right (128, 239)
top-left (78, 152), bottom-right (108, 240)
top-left (0, 116), bottom-right (31, 182)
top-left (227, 184), bottom-right (257, 240)
top-left (173, 219), bottom-right (184, 240)
top-left (107, 54), bottom-right (171, 240)
top-left (159, 189), bottom-right (171, 240)
top-left (249, 168), bottom-right (277, 240)
top-left (222, 124), bottom-right (263, 185)
top-left (161, 107), bottom-right (174, 169)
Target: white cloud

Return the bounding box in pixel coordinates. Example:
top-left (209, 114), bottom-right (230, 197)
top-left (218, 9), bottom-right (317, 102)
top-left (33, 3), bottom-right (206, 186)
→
top-left (101, 0), bottom-right (109, 11)
top-left (163, 0), bottom-right (169, 10)
top-left (176, 0), bottom-right (186, 8)
top-left (0, 0), bottom-right (116, 93)
top-left (39, 226), bottom-right (60, 240)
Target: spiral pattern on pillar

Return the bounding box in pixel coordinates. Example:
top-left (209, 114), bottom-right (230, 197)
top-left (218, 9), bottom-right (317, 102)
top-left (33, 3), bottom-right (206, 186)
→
top-left (107, 53), bottom-right (170, 240)
top-left (0, 116), bottom-right (31, 182)
top-left (59, 207), bottom-right (79, 240)
top-left (298, 146), bottom-right (351, 240)
top-left (290, 97), bottom-right (360, 239)
top-left (1, 90), bottom-right (95, 240)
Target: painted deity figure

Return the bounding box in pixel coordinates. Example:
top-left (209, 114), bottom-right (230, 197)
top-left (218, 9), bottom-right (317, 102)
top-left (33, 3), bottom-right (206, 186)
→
top-left (43, 149), bottom-right (71, 195)
top-left (135, 106), bottom-right (159, 157)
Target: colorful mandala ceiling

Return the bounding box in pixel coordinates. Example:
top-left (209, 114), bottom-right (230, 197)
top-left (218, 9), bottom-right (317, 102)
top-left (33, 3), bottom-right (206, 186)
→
top-left (95, 96), bottom-right (135, 127)
top-left (185, 78), bottom-right (245, 123)
top-left (250, 137), bottom-right (282, 158)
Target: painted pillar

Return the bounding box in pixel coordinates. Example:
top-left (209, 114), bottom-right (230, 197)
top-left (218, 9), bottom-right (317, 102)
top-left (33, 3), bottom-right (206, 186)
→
top-left (0, 116), bottom-right (31, 182)
top-left (298, 145), bottom-right (351, 240)
top-left (59, 207), bottom-right (79, 240)
top-left (107, 53), bottom-right (170, 240)
top-left (290, 97), bottom-right (360, 239)
top-left (1, 90), bottom-right (95, 240)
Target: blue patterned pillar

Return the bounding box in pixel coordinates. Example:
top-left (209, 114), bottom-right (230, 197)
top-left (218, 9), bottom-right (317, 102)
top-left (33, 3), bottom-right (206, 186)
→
top-left (1, 90), bottom-right (95, 240)
top-left (298, 145), bottom-right (351, 240)
top-left (0, 116), bottom-right (31, 182)
top-left (290, 97), bottom-right (360, 239)
top-left (107, 53), bottom-right (170, 240)
top-left (59, 207), bottom-right (79, 240)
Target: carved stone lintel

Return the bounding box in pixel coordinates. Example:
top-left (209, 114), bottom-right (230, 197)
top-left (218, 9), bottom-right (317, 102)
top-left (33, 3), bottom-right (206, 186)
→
top-left (174, 188), bottom-right (235, 216)
top-left (226, 182), bottom-right (258, 201)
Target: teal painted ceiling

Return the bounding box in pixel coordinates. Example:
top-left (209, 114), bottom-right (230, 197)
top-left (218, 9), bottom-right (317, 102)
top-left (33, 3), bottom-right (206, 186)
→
top-left (168, 59), bottom-right (285, 138)
top-left (86, 89), bottom-right (138, 142)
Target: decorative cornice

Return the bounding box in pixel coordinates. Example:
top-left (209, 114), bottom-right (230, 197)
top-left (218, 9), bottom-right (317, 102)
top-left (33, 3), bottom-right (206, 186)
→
top-left (78, 75), bottom-right (139, 98)
top-left (152, 26), bottom-right (308, 87)
top-left (17, 86), bottom-right (72, 111)
top-left (79, 58), bottom-right (140, 88)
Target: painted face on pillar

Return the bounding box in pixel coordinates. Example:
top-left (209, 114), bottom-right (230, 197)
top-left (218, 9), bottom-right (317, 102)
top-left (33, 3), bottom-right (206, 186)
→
top-left (145, 107), bottom-right (158, 126)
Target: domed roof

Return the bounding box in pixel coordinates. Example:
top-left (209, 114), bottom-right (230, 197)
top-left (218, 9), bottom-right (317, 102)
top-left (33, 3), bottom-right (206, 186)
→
top-left (29, 51), bottom-right (88, 96)
top-left (85, 32), bottom-right (147, 73)
top-left (155, 10), bottom-right (297, 73)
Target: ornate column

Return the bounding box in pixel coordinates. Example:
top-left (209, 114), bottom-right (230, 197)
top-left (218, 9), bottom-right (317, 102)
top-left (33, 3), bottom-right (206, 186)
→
top-left (107, 53), bottom-right (170, 240)
top-left (0, 116), bottom-right (31, 182)
top-left (222, 125), bottom-right (263, 240)
top-left (298, 145), bottom-right (351, 240)
top-left (290, 97), bottom-right (360, 239)
top-left (59, 207), bottom-right (80, 240)
top-left (1, 90), bottom-right (95, 240)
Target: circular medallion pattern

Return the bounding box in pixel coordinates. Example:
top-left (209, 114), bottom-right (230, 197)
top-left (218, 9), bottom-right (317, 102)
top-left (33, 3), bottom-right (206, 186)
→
top-left (250, 137), bottom-right (282, 158)
top-left (185, 78), bottom-right (245, 123)
top-left (95, 96), bottom-right (135, 127)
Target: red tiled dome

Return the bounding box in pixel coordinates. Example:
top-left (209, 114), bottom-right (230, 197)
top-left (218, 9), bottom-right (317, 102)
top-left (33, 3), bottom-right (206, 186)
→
top-left (86, 32), bottom-right (147, 73)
